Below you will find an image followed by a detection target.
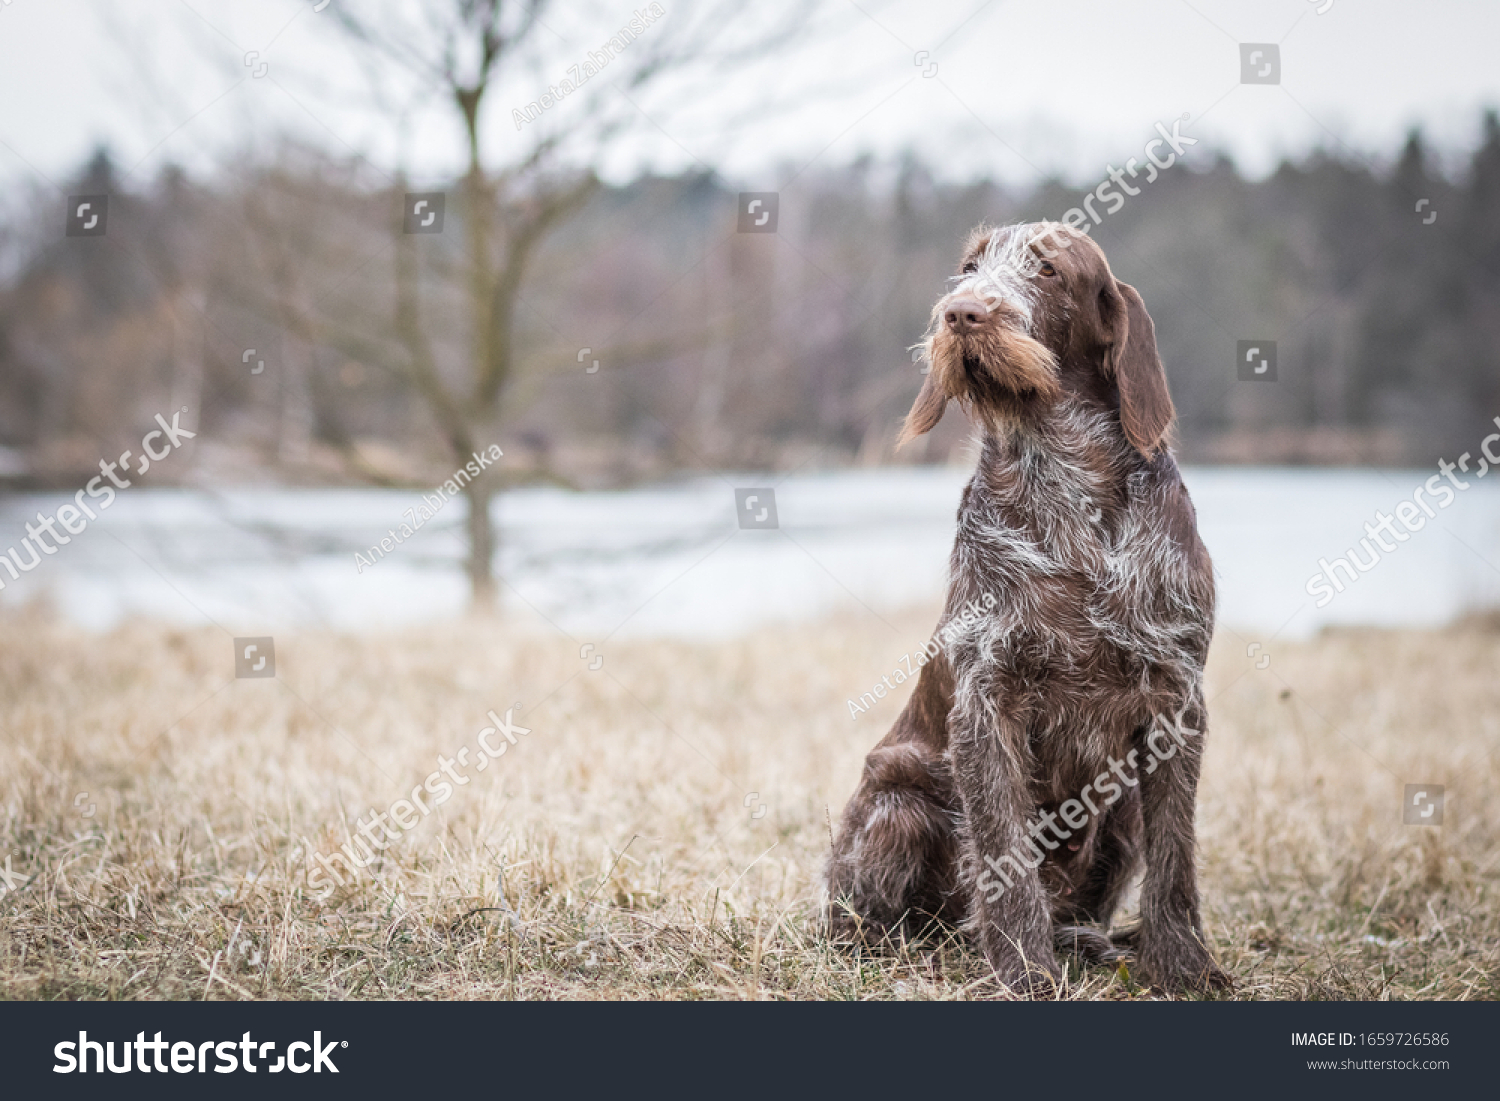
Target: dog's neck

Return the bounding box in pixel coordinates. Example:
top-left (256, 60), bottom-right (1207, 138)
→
top-left (986, 395), bottom-right (1137, 469)
top-left (974, 397), bottom-right (1148, 529)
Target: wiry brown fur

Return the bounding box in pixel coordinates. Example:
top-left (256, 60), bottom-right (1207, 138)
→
top-left (827, 223), bottom-right (1228, 995)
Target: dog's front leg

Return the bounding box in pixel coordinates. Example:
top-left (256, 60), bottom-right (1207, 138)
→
top-left (1135, 694), bottom-right (1229, 993)
top-left (947, 668), bottom-right (1059, 993)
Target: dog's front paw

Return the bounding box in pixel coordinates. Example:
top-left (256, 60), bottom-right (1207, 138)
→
top-left (1198, 963), bottom-right (1234, 993)
top-left (979, 936), bottom-right (1063, 998)
top-left (1137, 944), bottom-right (1232, 995)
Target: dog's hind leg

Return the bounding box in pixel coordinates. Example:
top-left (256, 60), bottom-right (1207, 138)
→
top-left (826, 742), bottom-right (960, 941)
top-left (1053, 792), bottom-right (1142, 967)
top-left (826, 658), bottom-right (961, 942)
top-left (1071, 787), bottom-right (1143, 930)
top-left (1053, 923), bottom-right (1125, 965)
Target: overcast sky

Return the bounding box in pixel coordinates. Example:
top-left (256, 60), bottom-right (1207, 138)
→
top-left (2, 0), bottom-right (1498, 196)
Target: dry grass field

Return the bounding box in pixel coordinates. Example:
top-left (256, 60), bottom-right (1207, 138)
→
top-left (1, 603), bottom-right (1497, 1001)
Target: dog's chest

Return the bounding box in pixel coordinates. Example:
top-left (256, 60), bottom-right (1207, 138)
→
top-left (952, 461), bottom-right (1206, 682)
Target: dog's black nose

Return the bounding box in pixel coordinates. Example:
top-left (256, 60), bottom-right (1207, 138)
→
top-left (944, 296), bottom-right (987, 333)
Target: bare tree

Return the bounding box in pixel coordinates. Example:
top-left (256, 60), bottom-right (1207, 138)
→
top-left (307, 0), bottom-right (812, 606)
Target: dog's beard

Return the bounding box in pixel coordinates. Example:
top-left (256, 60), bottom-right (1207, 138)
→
top-left (925, 322), bottom-right (1060, 432)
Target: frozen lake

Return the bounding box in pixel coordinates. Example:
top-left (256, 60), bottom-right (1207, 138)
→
top-left (0, 466), bottom-right (1496, 639)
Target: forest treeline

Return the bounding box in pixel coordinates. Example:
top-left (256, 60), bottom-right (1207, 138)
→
top-left (2, 112), bottom-right (1497, 489)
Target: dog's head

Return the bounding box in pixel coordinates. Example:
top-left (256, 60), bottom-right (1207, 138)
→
top-left (901, 221), bottom-right (1175, 458)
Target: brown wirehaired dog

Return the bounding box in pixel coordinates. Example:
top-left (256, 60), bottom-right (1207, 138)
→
top-left (826, 222), bottom-right (1227, 994)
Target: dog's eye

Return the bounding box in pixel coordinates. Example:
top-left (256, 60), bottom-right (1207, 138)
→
top-left (961, 260), bottom-right (978, 274)
top-left (1038, 261), bottom-right (1057, 277)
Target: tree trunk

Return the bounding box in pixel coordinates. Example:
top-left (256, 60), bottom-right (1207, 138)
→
top-left (464, 479), bottom-right (497, 609)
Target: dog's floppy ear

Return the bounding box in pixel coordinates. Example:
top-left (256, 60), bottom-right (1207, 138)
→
top-left (1101, 280), bottom-right (1174, 458)
top-left (897, 372), bottom-right (948, 449)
